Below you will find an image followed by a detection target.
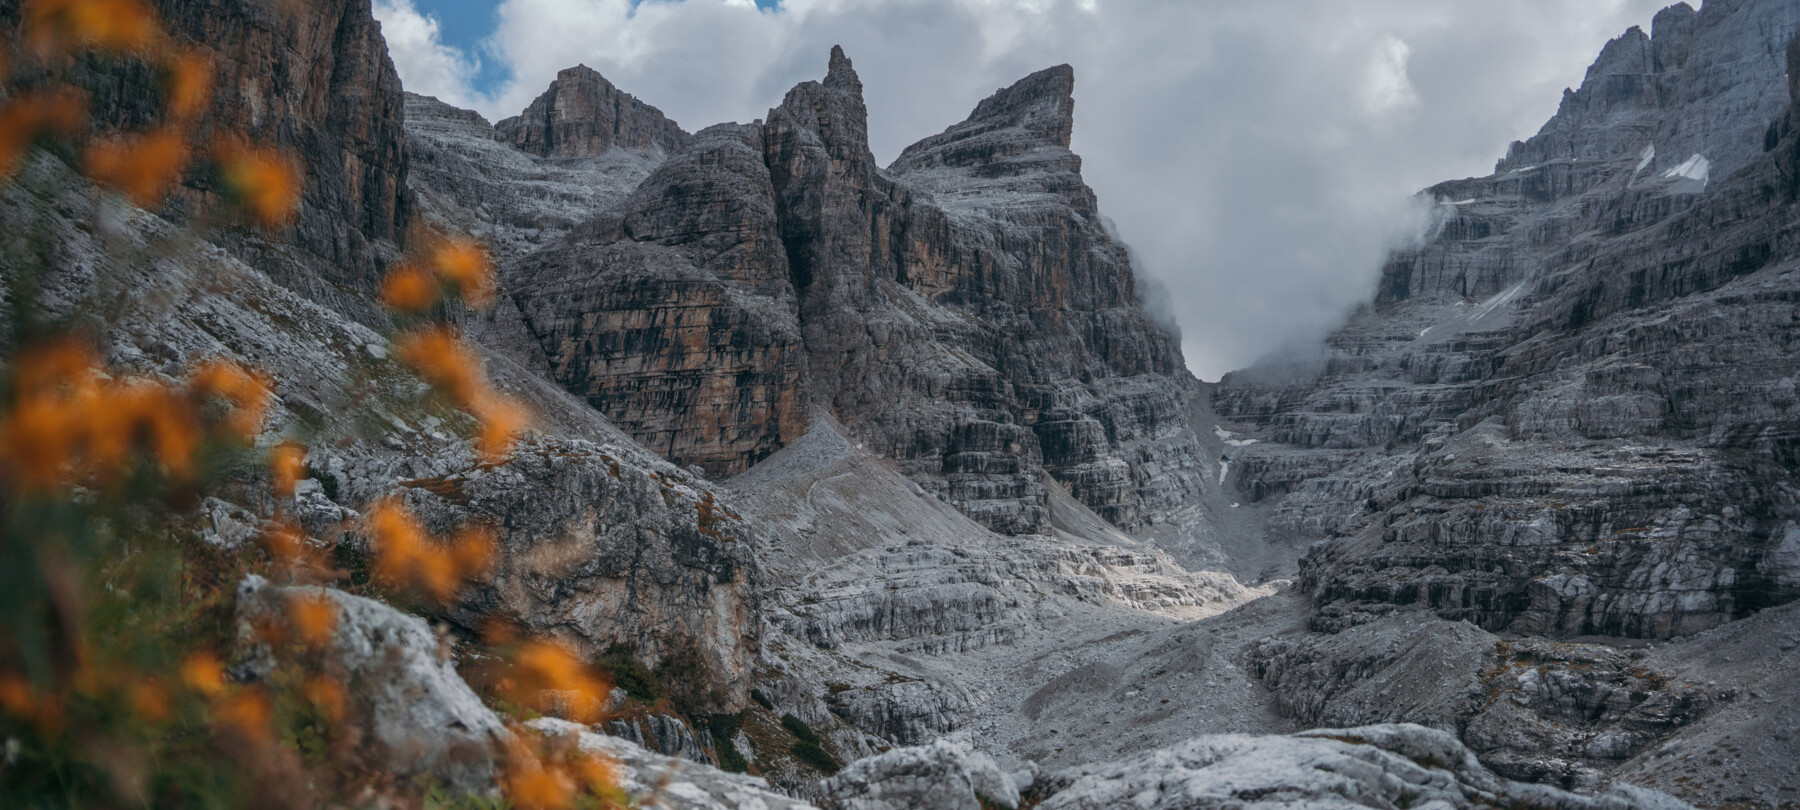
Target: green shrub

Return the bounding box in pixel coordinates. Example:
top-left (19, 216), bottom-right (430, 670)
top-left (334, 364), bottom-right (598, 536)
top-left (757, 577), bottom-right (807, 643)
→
top-left (597, 643), bottom-right (662, 703)
top-left (780, 713), bottom-right (821, 746)
top-left (750, 688), bottom-right (774, 711)
top-left (706, 714), bottom-right (748, 773)
top-left (790, 740), bottom-right (840, 774)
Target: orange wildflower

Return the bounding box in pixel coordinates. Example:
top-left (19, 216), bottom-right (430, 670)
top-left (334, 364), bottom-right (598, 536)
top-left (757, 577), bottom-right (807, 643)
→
top-left (429, 238), bottom-right (495, 308)
top-left (84, 126), bottom-right (190, 207)
top-left (303, 676), bottom-right (346, 724)
top-left (180, 652), bottom-right (227, 697)
top-left (164, 50), bottom-right (214, 121)
top-left (506, 641), bottom-right (610, 724)
top-left (380, 262), bottom-right (440, 312)
top-left (473, 394), bottom-right (528, 458)
top-left (0, 339), bottom-right (99, 490)
top-left (189, 359), bottom-right (270, 440)
top-left (214, 689), bottom-right (272, 745)
top-left (0, 87), bottom-right (87, 179)
top-left (128, 678), bottom-right (171, 721)
top-left (503, 735), bottom-right (577, 810)
top-left (287, 592), bottom-right (339, 648)
top-left (0, 674), bottom-right (37, 719)
top-left (395, 326), bottom-right (529, 458)
top-left (25, 0), bottom-right (162, 57)
top-left (270, 441), bottom-right (306, 498)
top-left (396, 326), bottom-right (483, 405)
top-left (367, 499), bottom-right (494, 600)
top-left (214, 138), bottom-right (301, 228)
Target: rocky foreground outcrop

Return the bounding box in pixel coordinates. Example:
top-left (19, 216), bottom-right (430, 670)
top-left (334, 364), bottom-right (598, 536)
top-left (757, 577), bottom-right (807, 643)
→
top-left (482, 48), bottom-right (1208, 535)
top-left (231, 577), bottom-right (1694, 810)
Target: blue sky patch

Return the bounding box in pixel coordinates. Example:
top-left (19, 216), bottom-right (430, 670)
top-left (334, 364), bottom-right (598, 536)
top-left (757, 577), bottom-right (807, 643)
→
top-left (411, 0), bottom-right (780, 96)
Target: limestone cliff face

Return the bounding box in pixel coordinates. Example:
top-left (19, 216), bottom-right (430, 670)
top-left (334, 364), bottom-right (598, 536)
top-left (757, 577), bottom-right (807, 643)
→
top-left (0, 0), bottom-right (415, 293)
top-left (507, 123), bottom-right (809, 478)
top-left (1214, 0), bottom-right (1800, 645)
top-left (501, 48), bottom-right (1206, 532)
top-left (1379, 0), bottom-right (1800, 305)
top-left (497, 65), bottom-right (690, 160)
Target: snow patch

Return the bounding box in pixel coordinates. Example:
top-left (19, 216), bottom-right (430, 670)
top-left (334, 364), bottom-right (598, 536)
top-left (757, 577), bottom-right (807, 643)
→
top-left (1663, 153), bottom-right (1710, 184)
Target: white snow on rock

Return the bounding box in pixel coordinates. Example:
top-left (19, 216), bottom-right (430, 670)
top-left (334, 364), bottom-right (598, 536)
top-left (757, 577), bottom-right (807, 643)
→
top-left (1662, 153), bottom-right (1711, 184)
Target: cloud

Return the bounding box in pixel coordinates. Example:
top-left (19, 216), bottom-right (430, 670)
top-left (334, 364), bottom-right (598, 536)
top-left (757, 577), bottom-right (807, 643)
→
top-left (375, 0), bottom-right (1668, 379)
top-left (372, 0), bottom-right (484, 109)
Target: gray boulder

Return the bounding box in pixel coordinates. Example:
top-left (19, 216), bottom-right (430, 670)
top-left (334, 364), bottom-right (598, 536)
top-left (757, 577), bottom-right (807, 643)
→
top-left (820, 739), bottom-right (1020, 810)
top-left (1035, 724), bottom-right (1691, 810)
top-left (233, 575), bottom-right (511, 793)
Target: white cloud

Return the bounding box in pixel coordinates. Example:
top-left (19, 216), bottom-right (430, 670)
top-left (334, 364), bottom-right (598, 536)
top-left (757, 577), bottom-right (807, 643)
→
top-left (379, 0), bottom-right (1669, 378)
top-left (372, 0), bottom-right (483, 110)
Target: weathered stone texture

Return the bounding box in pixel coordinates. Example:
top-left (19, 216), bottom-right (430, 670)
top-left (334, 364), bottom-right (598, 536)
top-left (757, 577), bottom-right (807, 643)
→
top-left (497, 65), bottom-right (690, 159)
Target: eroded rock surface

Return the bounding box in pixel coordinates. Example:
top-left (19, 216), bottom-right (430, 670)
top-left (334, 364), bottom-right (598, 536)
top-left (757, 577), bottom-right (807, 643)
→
top-left (234, 576), bottom-right (510, 793)
top-left (1035, 724), bottom-right (1691, 810)
top-left (1214, 3), bottom-right (1800, 805)
top-left (1216, 0), bottom-right (1800, 642)
top-left (489, 49), bottom-right (1207, 534)
top-left (497, 66), bottom-right (690, 160)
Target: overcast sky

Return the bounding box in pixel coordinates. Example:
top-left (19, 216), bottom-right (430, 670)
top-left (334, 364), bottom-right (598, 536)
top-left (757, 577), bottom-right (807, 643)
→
top-left (374, 0), bottom-right (1672, 380)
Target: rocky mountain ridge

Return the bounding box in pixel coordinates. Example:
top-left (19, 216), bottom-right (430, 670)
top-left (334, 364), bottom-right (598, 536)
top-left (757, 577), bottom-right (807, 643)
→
top-left (479, 47), bottom-right (1209, 543)
top-left (1211, 0), bottom-right (1800, 799)
top-left (5, 0), bottom-right (1796, 806)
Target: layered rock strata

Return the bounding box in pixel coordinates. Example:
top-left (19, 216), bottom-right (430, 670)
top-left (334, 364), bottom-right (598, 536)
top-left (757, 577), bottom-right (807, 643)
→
top-left (1216, 0), bottom-right (1800, 642)
top-left (499, 50), bottom-right (1205, 533)
top-left (0, 0), bottom-right (414, 296)
top-left (1211, 3), bottom-right (1800, 803)
top-left (497, 65), bottom-right (690, 160)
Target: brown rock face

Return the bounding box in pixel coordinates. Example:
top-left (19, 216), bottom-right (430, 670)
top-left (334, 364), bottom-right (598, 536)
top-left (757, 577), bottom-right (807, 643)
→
top-left (506, 49), bottom-right (1206, 534)
top-left (498, 65), bottom-right (690, 159)
top-left (510, 124), bottom-right (808, 477)
top-left (0, 0), bottom-right (414, 294)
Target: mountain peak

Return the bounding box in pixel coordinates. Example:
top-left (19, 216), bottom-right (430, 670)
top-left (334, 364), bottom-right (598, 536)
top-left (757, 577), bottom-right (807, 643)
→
top-left (825, 44), bottom-right (862, 93)
top-left (496, 65), bottom-right (689, 159)
top-left (888, 64), bottom-right (1079, 177)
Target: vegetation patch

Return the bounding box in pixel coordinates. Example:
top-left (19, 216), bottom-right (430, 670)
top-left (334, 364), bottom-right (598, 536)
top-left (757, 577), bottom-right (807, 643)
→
top-left (790, 740), bottom-right (841, 774)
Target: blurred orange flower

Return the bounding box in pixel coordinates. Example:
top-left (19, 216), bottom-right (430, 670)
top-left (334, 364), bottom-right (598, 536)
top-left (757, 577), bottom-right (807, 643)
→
top-left (474, 395), bottom-right (528, 458)
top-left (0, 87), bottom-right (87, 179)
top-left (180, 652), bottom-right (227, 697)
top-left (189, 359), bottom-right (271, 440)
top-left (84, 126), bottom-right (190, 207)
top-left (380, 262), bottom-right (439, 312)
top-left (367, 499), bottom-right (495, 600)
top-left (128, 678), bottom-right (171, 721)
top-left (287, 592), bottom-right (339, 649)
top-left (214, 689), bottom-right (272, 745)
top-left (303, 676), bottom-right (346, 724)
top-left (505, 749), bottom-right (578, 810)
top-left (395, 326), bottom-right (528, 458)
top-left (270, 441), bottom-right (306, 498)
top-left (0, 341), bottom-right (274, 492)
top-left (25, 0), bottom-right (162, 58)
top-left (214, 138), bottom-right (301, 228)
top-left (502, 730), bottom-right (624, 810)
top-left (164, 51), bottom-right (214, 121)
top-left (429, 238), bottom-right (495, 308)
top-left (506, 641), bottom-right (611, 724)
